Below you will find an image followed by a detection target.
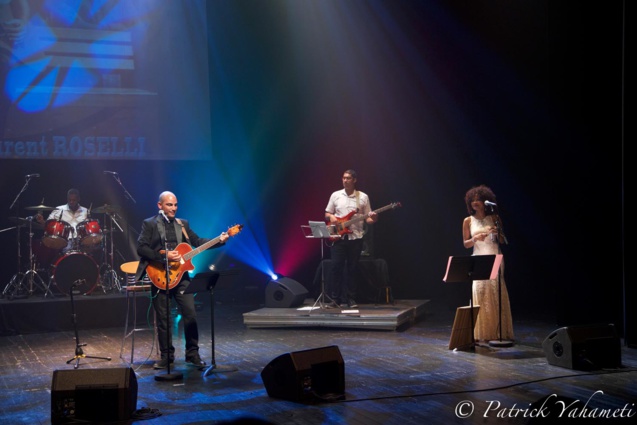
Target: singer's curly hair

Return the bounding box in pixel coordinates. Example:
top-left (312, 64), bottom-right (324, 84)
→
top-left (464, 185), bottom-right (497, 215)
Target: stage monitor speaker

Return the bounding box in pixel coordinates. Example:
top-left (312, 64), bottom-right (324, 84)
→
top-left (265, 277), bottom-right (308, 308)
top-left (51, 367), bottom-right (138, 424)
top-left (261, 345), bottom-right (345, 403)
top-left (542, 324), bottom-right (621, 371)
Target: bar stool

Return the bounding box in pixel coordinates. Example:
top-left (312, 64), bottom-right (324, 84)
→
top-left (119, 261), bottom-right (157, 365)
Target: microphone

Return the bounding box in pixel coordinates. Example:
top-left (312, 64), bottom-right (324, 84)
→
top-left (25, 174), bottom-right (40, 178)
top-left (159, 210), bottom-right (170, 223)
top-left (104, 171), bottom-right (118, 175)
top-left (484, 200), bottom-right (497, 207)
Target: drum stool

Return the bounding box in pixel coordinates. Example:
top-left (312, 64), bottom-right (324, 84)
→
top-left (119, 262), bottom-right (157, 366)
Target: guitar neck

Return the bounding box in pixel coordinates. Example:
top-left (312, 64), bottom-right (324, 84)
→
top-left (183, 235), bottom-right (223, 261)
top-left (342, 203), bottom-right (399, 227)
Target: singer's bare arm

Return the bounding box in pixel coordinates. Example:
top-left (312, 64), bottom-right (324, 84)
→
top-left (463, 217), bottom-right (486, 248)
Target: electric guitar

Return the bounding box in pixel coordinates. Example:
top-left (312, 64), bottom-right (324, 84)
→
top-left (146, 224), bottom-right (243, 290)
top-left (328, 202), bottom-right (401, 238)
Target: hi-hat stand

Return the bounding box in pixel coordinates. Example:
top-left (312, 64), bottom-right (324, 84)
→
top-left (302, 222), bottom-right (340, 310)
top-left (67, 279), bottom-right (112, 368)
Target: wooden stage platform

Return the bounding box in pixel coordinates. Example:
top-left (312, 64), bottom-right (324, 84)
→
top-left (243, 299), bottom-right (428, 331)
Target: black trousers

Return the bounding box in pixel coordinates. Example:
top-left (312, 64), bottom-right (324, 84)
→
top-left (151, 279), bottom-right (199, 360)
top-left (328, 237), bottom-right (364, 303)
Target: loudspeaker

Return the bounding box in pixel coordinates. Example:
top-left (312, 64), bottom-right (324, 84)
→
top-left (51, 367), bottom-right (138, 424)
top-left (261, 345), bottom-right (345, 403)
top-left (542, 324), bottom-right (621, 371)
top-left (265, 277), bottom-right (308, 308)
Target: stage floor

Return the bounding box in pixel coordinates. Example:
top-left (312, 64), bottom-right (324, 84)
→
top-left (0, 301), bottom-right (635, 425)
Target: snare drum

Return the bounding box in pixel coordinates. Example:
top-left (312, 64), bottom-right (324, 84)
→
top-left (77, 219), bottom-right (102, 247)
top-left (42, 219), bottom-right (72, 250)
top-left (50, 251), bottom-right (99, 294)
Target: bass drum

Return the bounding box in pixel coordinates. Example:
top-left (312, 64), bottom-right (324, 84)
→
top-left (50, 251), bottom-right (99, 295)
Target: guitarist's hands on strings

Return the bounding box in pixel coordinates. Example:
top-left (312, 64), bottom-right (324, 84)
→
top-left (164, 249), bottom-right (182, 262)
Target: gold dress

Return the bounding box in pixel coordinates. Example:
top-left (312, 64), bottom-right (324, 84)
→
top-left (469, 215), bottom-right (514, 342)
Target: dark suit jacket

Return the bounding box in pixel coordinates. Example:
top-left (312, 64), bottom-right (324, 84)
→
top-left (134, 214), bottom-right (221, 284)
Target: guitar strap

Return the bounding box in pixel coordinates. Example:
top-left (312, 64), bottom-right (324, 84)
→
top-left (175, 218), bottom-right (191, 244)
top-left (355, 190), bottom-right (360, 212)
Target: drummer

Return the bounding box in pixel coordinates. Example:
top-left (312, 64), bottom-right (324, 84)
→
top-left (35, 188), bottom-right (88, 253)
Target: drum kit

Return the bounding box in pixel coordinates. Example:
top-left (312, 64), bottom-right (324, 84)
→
top-left (2, 203), bottom-right (124, 299)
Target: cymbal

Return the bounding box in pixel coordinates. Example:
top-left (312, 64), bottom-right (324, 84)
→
top-left (93, 204), bottom-right (121, 214)
top-left (8, 216), bottom-right (45, 230)
top-left (25, 204), bottom-right (55, 211)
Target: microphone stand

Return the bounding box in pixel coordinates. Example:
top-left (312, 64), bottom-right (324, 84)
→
top-left (155, 227), bottom-right (183, 381)
top-left (488, 210), bottom-right (513, 348)
top-left (67, 279), bottom-right (112, 368)
top-left (105, 172), bottom-right (137, 283)
top-left (107, 173), bottom-right (136, 204)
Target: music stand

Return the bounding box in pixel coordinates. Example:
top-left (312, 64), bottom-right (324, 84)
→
top-left (443, 254), bottom-right (502, 350)
top-left (189, 271), bottom-right (239, 376)
top-left (301, 221), bottom-right (340, 310)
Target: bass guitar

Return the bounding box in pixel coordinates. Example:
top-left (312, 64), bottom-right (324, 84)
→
top-left (328, 202), bottom-right (401, 238)
top-left (146, 224), bottom-right (243, 290)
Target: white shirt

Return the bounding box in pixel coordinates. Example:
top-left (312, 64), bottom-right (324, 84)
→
top-left (325, 189), bottom-right (371, 240)
top-left (47, 204), bottom-right (89, 236)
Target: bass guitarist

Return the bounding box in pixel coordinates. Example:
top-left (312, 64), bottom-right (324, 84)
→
top-left (135, 191), bottom-right (229, 370)
top-left (325, 169), bottom-right (377, 309)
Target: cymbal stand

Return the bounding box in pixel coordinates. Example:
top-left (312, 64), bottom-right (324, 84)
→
top-left (2, 204), bottom-right (29, 300)
top-left (67, 279), bottom-right (112, 368)
top-left (17, 218), bottom-right (54, 298)
top-left (4, 177), bottom-right (36, 299)
top-left (100, 212), bottom-right (122, 293)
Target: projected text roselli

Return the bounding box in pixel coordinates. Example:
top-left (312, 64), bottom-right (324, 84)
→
top-left (0, 136), bottom-right (147, 159)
